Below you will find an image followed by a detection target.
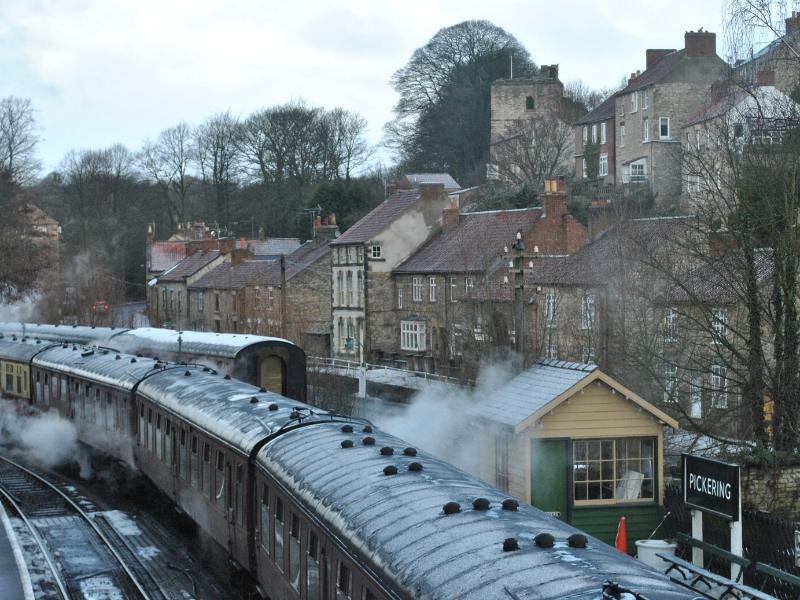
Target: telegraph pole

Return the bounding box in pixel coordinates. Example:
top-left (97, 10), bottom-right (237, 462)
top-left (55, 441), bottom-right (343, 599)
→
top-left (511, 230), bottom-right (525, 359)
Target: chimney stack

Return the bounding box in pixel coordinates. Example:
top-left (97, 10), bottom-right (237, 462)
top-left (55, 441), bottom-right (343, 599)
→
top-left (787, 11), bottom-right (800, 35)
top-left (230, 248), bottom-right (253, 266)
top-left (756, 69), bottom-right (775, 87)
top-left (419, 182), bottom-right (445, 202)
top-left (684, 30), bottom-right (717, 58)
top-left (314, 214), bottom-right (340, 241)
top-left (442, 199), bottom-right (460, 231)
top-left (542, 177), bottom-right (567, 219)
top-left (646, 49), bottom-right (675, 69)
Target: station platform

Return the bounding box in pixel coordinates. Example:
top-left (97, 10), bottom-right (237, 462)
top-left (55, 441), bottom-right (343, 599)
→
top-left (0, 503), bottom-right (34, 600)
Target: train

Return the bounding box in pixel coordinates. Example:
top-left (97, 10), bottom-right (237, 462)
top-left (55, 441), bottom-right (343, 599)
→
top-left (0, 335), bottom-right (699, 600)
top-left (0, 323), bottom-right (306, 401)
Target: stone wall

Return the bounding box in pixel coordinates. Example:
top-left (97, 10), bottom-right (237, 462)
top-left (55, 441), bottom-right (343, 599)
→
top-left (742, 461), bottom-right (800, 517)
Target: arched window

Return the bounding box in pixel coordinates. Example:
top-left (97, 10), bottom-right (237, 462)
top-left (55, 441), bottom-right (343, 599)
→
top-left (357, 271), bottom-right (363, 307)
top-left (346, 319), bottom-right (355, 354)
top-left (337, 272), bottom-right (344, 306)
top-left (525, 96), bottom-right (535, 111)
top-left (337, 318), bottom-right (344, 351)
top-left (346, 271), bottom-right (353, 306)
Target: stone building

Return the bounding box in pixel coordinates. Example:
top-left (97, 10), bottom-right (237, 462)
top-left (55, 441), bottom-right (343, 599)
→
top-left (574, 95), bottom-right (617, 184)
top-left (734, 11), bottom-right (800, 96)
top-left (390, 178), bottom-right (588, 378)
top-left (614, 31), bottom-right (729, 207)
top-left (329, 183), bottom-right (452, 361)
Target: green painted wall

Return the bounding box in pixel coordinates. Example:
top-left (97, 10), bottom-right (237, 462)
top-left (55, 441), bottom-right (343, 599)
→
top-left (570, 504), bottom-right (663, 550)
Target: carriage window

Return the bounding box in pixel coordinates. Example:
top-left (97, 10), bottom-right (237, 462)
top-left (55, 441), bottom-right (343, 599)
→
top-left (235, 464), bottom-right (243, 523)
top-left (361, 587), bottom-right (376, 600)
top-left (36, 371), bottom-right (40, 383)
top-left (202, 443), bottom-right (211, 498)
top-left (290, 513), bottom-right (301, 589)
top-left (274, 497), bottom-right (284, 571)
top-left (147, 408), bottom-right (154, 450)
top-left (164, 421), bottom-right (172, 466)
top-left (190, 436), bottom-right (199, 489)
top-left (337, 562), bottom-right (352, 600)
top-left (155, 415), bottom-right (163, 460)
top-left (179, 429), bottom-right (188, 480)
top-left (260, 485), bottom-right (270, 554)
top-left (307, 530), bottom-right (320, 600)
top-left (105, 392), bottom-right (112, 430)
top-left (139, 404), bottom-right (146, 446)
top-left (215, 452), bottom-right (225, 505)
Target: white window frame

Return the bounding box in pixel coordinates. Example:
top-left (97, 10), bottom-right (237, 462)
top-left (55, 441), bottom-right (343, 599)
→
top-left (464, 276), bottom-right (474, 295)
top-left (620, 123), bottom-right (625, 147)
top-left (711, 364), bottom-right (728, 408)
top-left (429, 277), bottom-right (437, 302)
top-left (582, 126), bottom-right (588, 144)
top-left (712, 308), bottom-right (729, 345)
top-left (618, 97), bottom-right (625, 116)
top-left (663, 307), bottom-right (678, 342)
top-left (370, 244), bottom-right (382, 259)
top-left (449, 276), bottom-right (457, 303)
top-left (397, 286), bottom-right (404, 309)
top-left (631, 92), bottom-right (638, 113)
top-left (582, 346), bottom-right (596, 364)
top-left (659, 116), bottom-right (670, 140)
top-left (581, 294), bottom-right (595, 330)
top-left (591, 124), bottom-right (597, 144)
top-left (412, 276), bottom-right (422, 302)
top-left (642, 117), bottom-right (649, 142)
top-left (400, 321), bottom-right (427, 352)
top-left (544, 291), bottom-right (557, 327)
top-left (642, 88), bottom-right (649, 110)
top-left (690, 374), bottom-right (702, 418)
top-left (599, 154), bottom-right (608, 177)
top-left (663, 364), bottom-right (678, 403)
top-left (600, 122), bottom-right (607, 145)
top-left (582, 158), bottom-right (587, 178)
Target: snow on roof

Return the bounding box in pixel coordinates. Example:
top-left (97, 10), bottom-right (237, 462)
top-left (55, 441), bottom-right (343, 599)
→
top-left (258, 421), bottom-right (690, 600)
top-left (479, 359), bottom-right (597, 427)
top-left (115, 328), bottom-right (296, 359)
top-left (0, 323), bottom-right (125, 346)
top-left (0, 337), bottom-right (58, 362)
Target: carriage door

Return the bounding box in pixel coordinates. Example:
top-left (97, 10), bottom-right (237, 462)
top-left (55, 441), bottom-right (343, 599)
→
top-left (530, 438), bottom-right (569, 522)
top-left (259, 356), bottom-right (285, 396)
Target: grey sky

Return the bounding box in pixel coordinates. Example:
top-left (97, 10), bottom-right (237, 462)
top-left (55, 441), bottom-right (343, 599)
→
top-left (1, 0), bottom-right (727, 172)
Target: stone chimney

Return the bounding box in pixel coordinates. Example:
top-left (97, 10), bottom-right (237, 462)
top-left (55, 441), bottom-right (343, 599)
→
top-left (542, 177), bottom-right (567, 219)
top-left (646, 49), bottom-right (676, 69)
top-left (757, 69), bottom-right (776, 87)
top-left (442, 200), bottom-right (460, 231)
top-left (685, 30), bottom-right (716, 58)
top-left (419, 182), bottom-right (445, 202)
top-left (217, 237), bottom-right (236, 255)
top-left (230, 248), bottom-right (253, 266)
top-left (314, 214), bottom-right (340, 241)
top-left (787, 11), bottom-right (800, 35)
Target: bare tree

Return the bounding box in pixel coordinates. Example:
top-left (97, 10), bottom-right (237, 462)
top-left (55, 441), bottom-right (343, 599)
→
top-left (0, 96), bottom-right (40, 184)
top-left (195, 111), bottom-right (241, 227)
top-left (139, 122), bottom-right (195, 226)
top-left (491, 117), bottom-right (574, 188)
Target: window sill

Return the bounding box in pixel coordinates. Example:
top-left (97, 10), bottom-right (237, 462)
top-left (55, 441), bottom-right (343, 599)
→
top-left (572, 500), bottom-right (658, 509)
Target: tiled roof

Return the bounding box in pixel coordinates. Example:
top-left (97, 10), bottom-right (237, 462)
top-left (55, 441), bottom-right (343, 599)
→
top-left (331, 189), bottom-right (421, 246)
top-left (526, 216), bottom-right (694, 287)
top-left (394, 208), bottom-right (542, 274)
top-left (247, 238), bottom-right (301, 256)
top-left (575, 94), bottom-right (617, 125)
top-left (403, 173), bottom-right (461, 192)
top-left (189, 260), bottom-right (281, 290)
top-left (158, 250), bottom-right (221, 282)
top-left (480, 359), bottom-right (597, 427)
top-left (619, 49), bottom-right (685, 94)
top-left (149, 241), bottom-right (187, 272)
top-left (284, 239), bottom-right (331, 280)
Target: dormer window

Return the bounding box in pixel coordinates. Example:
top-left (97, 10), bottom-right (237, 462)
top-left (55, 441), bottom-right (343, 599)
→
top-left (525, 96), bottom-right (535, 110)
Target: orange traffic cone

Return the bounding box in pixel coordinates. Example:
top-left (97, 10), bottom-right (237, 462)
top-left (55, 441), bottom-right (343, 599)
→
top-left (615, 516), bottom-right (628, 554)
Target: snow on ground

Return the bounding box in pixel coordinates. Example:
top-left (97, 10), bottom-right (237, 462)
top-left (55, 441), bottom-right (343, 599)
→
top-left (97, 510), bottom-right (142, 537)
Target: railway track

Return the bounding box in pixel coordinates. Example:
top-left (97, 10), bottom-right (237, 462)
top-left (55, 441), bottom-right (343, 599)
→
top-left (0, 455), bottom-right (155, 600)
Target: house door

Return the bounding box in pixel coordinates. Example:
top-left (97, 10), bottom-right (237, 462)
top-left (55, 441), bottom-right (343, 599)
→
top-left (530, 438), bottom-right (569, 521)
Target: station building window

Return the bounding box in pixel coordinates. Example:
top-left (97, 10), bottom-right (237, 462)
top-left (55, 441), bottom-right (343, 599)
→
top-left (572, 437), bottom-right (655, 504)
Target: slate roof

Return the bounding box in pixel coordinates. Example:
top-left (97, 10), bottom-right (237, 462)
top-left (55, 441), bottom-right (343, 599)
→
top-left (394, 208), bottom-right (542, 274)
top-left (189, 260), bottom-right (281, 290)
top-left (403, 173), bottom-right (461, 192)
top-left (480, 359), bottom-right (597, 427)
top-left (574, 94), bottom-right (617, 125)
top-left (331, 189), bottom-right (421, 246)
top-left (247, 238), bottom-right (301, 256)
top-left (619, 49), bottom-right (685, 94)
top-left (149, 241), bottom-right (187, 272)
top-left (284, 239), bottom-right (330, 280)
top-left (158, 250), bottom-right (221, 282)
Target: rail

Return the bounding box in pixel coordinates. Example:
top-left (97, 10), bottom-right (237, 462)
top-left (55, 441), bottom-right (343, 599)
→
top-left (0, 455), bottom-right (153, 599)
top-left (308, 356), bottom-right (472, 387)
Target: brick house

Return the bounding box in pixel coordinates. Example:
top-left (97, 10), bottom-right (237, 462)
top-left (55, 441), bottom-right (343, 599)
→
top-left (574, 95), bottom-right (616, 184)
top-left (329, 183), bottom-right (452, 361)
top-left (391, 179), bottom-right (588, 377)
top-left (614, 31), bottom-right (729, 206)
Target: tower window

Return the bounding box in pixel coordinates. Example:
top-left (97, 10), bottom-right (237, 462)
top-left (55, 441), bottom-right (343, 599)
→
top-left (525, 96), bottom-right (535, 111)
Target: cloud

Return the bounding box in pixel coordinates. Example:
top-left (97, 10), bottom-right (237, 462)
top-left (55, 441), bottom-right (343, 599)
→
top-left (2, 0), bottom-right (726, 170)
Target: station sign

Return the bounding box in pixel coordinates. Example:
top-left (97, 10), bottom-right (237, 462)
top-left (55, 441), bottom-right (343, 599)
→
top-left (682, 454), bottom-right (740, 521)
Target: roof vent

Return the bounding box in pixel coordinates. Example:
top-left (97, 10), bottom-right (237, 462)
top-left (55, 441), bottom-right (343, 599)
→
top-left (72, 324), bottom-right (77, 328)
top-left (224, 374), bottom-right (231, 380)
top-left (568, 533), bottom-right (588, 549)
top-left (534, 533), bottom-right (555, 548)
top-left (35, 340), bottom-right (40, 344)
top-left (81, 350), bottom-right (94, 358)
top-left (72, 345), bottom-right (77, 350)
top-left (115, 355), bottom-right (121, 360)
top-left (250, 397), bottom-right (258, 404)
top-left (408, 462), bottom-right (423, 472)
top-left (380, 447), bottom-right (394, 456)
top-left (341, 440), bottom-right (354, 449)
top-left (153, 356), bottom-right (159, 361)
top-left (184, 371), bottom-right (191, 376)
top-left (11, 335), bottom-right (17, 340)
top-left (91, 326), bottom-right (96, 329)
top-left (130, 358), bottom-right (137, 363)
top-left (363, 425), bottom-right (373, 433)
top-left (136, 353), bottom-right (143, 357)
top-left (503, 538), bottom-right (520, 552)
top-left (268, 403), bottom-right (279, 411)
top-left (341, 425), bottom-right (354, 433)
top-left (259, 387), bottom-right (266, 393)
top-left (362, 436), bottom-right (375, 446)
top-left (502, 499), bottom-right (519, 511)
top-left (203, 367), bottom-right (210, 372)
top-left (179, 361), bottom-right (187, 366)
top-left (383, 465), bottom-right (398, 476)
top-left (289, 410), bottom-right (300, 419)
top-left (443, 502), bottom-right (461, 515)
top-left (473, 498), bottom-right (491, 511)
top-left (403, 447), bottom-right (417, 457)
